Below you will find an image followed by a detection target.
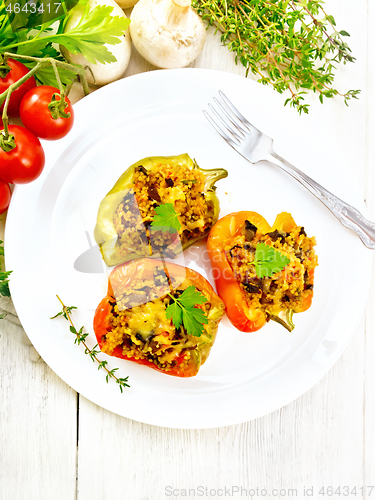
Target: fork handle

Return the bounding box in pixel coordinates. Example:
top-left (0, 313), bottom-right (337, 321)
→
top-left (269, 151), bottom-right (375, 250)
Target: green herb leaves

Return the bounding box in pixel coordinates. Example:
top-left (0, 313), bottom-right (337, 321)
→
top-left (0, 1), bottom-right (130, 86)
top-left (0, 241), bottom-right (11, 297)
top-left (52, 296), bottom-right (130, 392)
top-left (0, 270), bottom-right (11, 297)
top-left (18, 44), bottom-right (78, 87)
top-left (152, 206), bottom-right (208, 337)
top-left (166, 286), bottom-right (208, 337)
top-left (52, 5), bottom-right (130, 64)
top-left (50, 305), bottom-right (77, 320)
top-left (151, 203), bottom-right (181, 233)
top-left (192, 0), bottom-right (359, 114)
top-left (251, 242), bottom-right (290, 278)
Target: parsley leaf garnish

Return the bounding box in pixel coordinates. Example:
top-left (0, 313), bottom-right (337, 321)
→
top-left (166, 286), bottom-right (208, 337)
top-left (251, 242), bottom-right (290, 279)
top-left (165, 301), bottom-right (183, 329)
top-left (151, 203), bottom-right (181, 233)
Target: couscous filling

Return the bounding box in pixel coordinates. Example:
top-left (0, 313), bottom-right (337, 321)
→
top-left (101, 266), bottom-right (213, 372)
top-left (113, 162), bottom-right (215, 258)
top-left (226, 221), bottom-right (317, 319)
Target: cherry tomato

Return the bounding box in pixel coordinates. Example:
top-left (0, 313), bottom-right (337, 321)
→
top-left (0, 179), bottom-right (11, 214)
top-left (0, 125), bottom-right (45, 184)
top-left (0, 59), bottom-right (36, 117)
top-left (20, 85), bottom-right (74, 140)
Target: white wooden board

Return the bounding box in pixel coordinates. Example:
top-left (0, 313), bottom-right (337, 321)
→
top-left (1, 1), bottom-right (375, 498)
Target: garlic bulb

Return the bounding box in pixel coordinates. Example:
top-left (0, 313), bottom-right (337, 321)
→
top-left (61, 0), bottom-right (132, 86)
top-left (130, 0), bottom-right (206, 69)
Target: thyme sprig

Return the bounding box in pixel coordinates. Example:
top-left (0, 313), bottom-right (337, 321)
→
top-left (52, 296), bottom-right (130, 392)
top-left (192, 0), bottom-right (360, 114)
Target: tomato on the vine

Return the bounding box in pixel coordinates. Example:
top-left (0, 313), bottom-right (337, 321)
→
top-left (0, 125), bottom-right (45, 184)
top-left (0, 179), bottom-right (11, 214)
top-left (20, 85), bottom-right (74, 140)
top-left (0, 59), bottom-right (36, 117)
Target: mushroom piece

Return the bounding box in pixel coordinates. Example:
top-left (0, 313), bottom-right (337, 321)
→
top-left (130, 0), bottom-right (206, 69)
top-left (61, 0), bottom-right (132, 86)
top-left (241, 220), bottom-right (258, 242)
top-left (114, 0), bottom-right (138, 7)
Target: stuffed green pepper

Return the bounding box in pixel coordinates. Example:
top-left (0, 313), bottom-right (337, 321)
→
top-left (94, 154), bottom-right (228, 267)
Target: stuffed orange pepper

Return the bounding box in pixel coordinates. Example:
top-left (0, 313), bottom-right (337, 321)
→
top-left (94, 259), bottom-right (225, 377)
top-left (207, 211), bottom-right (317, 333)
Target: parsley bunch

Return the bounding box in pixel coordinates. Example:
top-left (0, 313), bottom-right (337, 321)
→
top-left (192, 0), bottom-right (359, 114)
top-left (0, 0), bottom-right (130, 87)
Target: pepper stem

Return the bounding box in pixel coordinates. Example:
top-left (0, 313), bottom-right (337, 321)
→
top-left (199, 164), bottom-right (228, 191)
top-left (269, 309), bottom-right (295, 332)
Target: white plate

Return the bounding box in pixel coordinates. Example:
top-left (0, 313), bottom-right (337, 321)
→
top-left (5, 69), bottom-right (372, 429)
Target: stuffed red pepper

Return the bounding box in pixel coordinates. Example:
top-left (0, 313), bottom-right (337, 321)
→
top-left (94, 259), bottom-right (225, 377)
top-left (207, 211), bottom-right (317, 333)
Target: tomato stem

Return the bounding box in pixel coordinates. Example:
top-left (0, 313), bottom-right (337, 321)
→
top-left (0, 130), bottom-right (16, 152)
top-left (51, 59), bottom-right (65, 99)
top-left (50, 60), bottom-right (71, 120)
top-left (48, 93), bottom-right (71, 120)
top-left (0, 53), bottom-right (90, 138)
top-left (2, 52), bottom-right (90, 96)
top-left (0, 56), bottom-right (11, 79)
top-left (0, 60), bottom-right (47, 142)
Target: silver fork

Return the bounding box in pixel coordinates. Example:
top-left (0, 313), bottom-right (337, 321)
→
top-left (204, 91), bottom-right (375, 250)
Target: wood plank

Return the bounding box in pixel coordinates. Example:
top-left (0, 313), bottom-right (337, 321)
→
top-left (364, 0), bottom-right (375, 493)
top-left (77, 2), bottom-right (371, 498)
top-left (0, 321), bottom-right (77, 500)
top-left (0, 212), bottom-right (77, 499)
top-left (77, 336), bottom-right (365, 500)
top-left (0, 1), bottom-right (372, 498)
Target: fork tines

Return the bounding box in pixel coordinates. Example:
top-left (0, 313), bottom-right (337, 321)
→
top-left (203, 91), bottom-right (252, 145)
